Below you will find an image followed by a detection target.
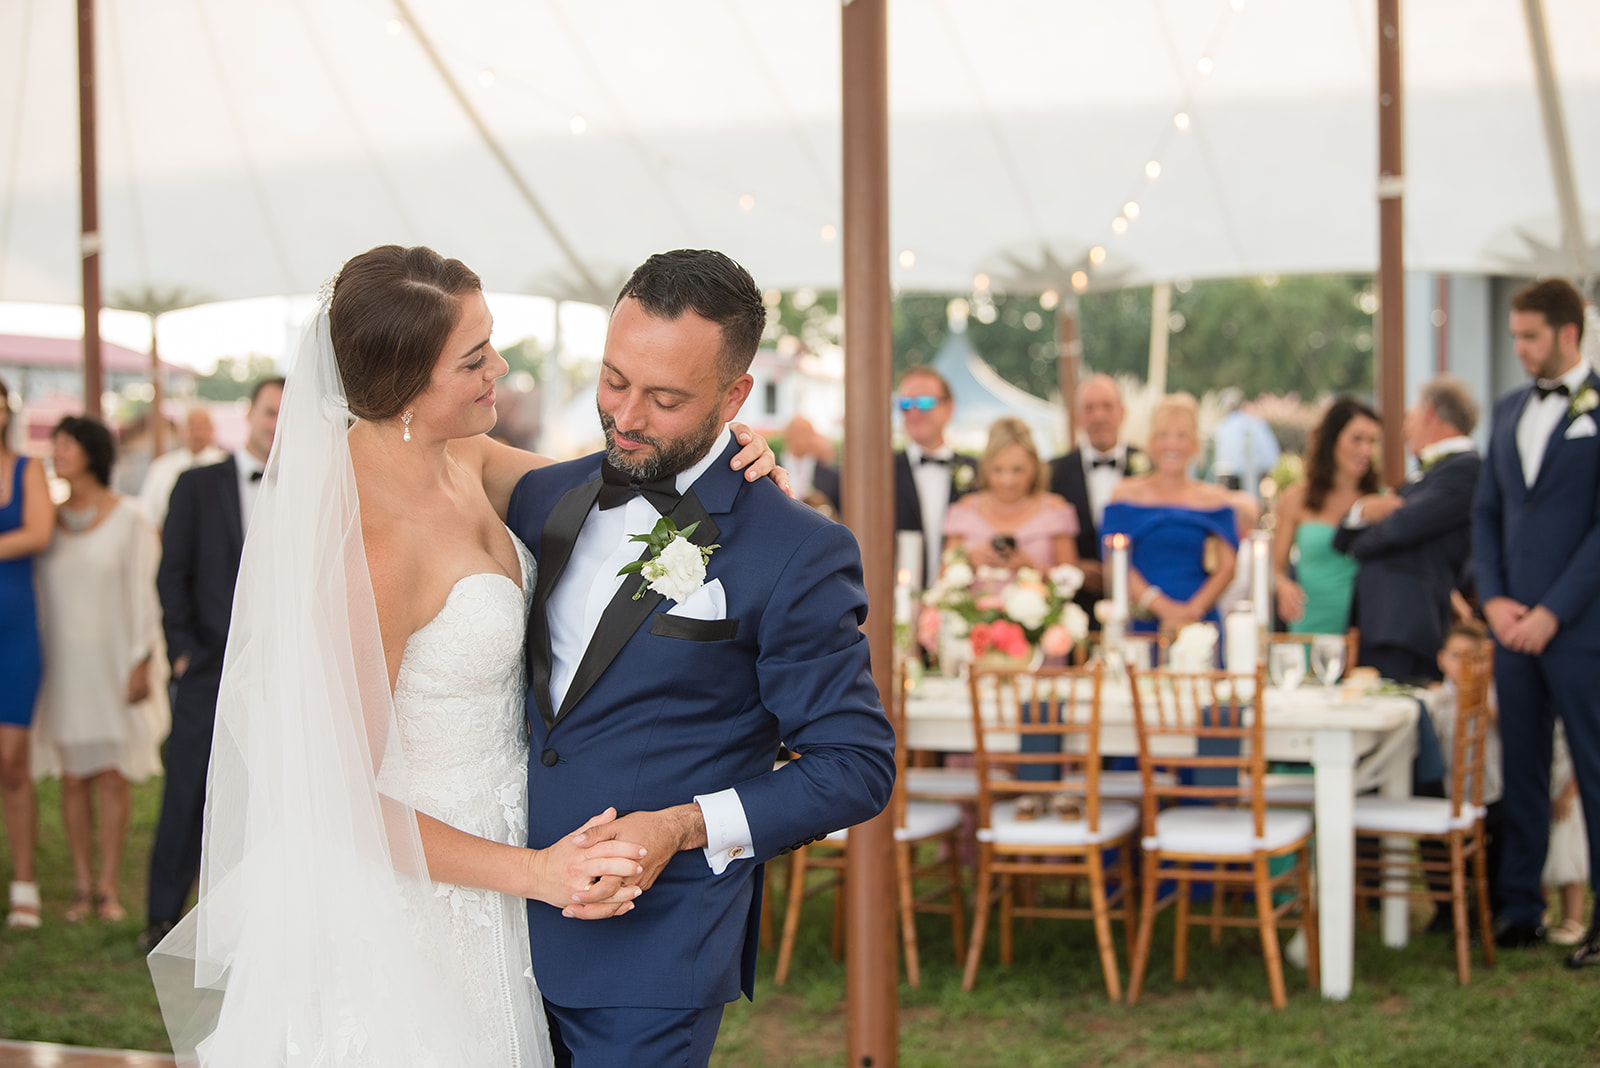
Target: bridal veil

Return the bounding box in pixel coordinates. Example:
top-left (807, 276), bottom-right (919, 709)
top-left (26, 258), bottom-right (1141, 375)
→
top-left (148, 304), bottom-right (484, 1065)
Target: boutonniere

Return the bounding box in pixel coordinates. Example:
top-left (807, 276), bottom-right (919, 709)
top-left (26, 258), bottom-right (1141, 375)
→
top-left (1126, 452), bottom-right (1151, 476)
top-left (952, 464), bottom-right (975, 492)
top-left (617, 517), bottom-right (719, 602)
top-left (1570, 386), bottom-right (1598, 420)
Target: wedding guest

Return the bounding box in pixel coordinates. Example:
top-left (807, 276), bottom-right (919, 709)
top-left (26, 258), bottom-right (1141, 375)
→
top-left (1544, 722), bottom-right (1589, 946)
top-left (33, 416), bottom-right (166, 924)
top-left (0, 378), bottom-right (53, 929)
top-left (944, 416), bottom-right (1078, 574)
top-left (1211, 387), bottom-right (1280, 499)
top-left (1102, 393), bottom-right (1240, 634)
top-left (894, 366), bottom-right (977, 587)
top-left (137, 407), bottom-right (225, 531)
top-left (1274, 397), bottom-right (1382, 634)
top-left (1473, 277), bottom-right (1600, 961)
top-left (780, 415), bottom-right (840, 516)
top-left (1048, 374), bottom-right (1147, 618)
top-left (140, 379), bottom-right (281, 950)
top-left (1335, 376), bottom-right (1480, 686)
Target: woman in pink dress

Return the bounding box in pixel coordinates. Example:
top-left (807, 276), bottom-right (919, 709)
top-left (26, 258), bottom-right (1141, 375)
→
top-left (943, 416), bottom-right (1078, 574)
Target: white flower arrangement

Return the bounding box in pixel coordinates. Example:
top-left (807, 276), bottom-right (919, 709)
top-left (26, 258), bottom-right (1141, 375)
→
top-left (618, 517), bottom-right (719, 602)
top-left (1570, 385), bottom-right (1598, 420)
top-left (920, 551), bottom-right (1089, 662)
top-left (953, 464), bottom-right (976, 492)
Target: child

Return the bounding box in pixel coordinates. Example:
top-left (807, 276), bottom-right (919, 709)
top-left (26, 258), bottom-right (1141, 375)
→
top-left (1425, 619), bottom-right (1503, 931)
top-left (1544, 722), bottom-right (1589, 945)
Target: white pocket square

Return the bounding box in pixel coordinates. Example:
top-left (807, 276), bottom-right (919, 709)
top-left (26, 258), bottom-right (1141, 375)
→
top-left (666, 578), bottom-right (726, 620)
top-left (1566, 414), bottom-right (1597, 439)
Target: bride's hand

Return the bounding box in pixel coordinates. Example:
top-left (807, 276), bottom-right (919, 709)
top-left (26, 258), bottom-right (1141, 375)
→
top-left (727, 421), bottom-right (793, 497)
top-left (527, 807), bottom-right (650, 920)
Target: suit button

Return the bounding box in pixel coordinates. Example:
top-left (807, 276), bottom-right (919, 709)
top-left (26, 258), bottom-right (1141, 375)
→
top-left (541, 749), bottom-right (559, 767)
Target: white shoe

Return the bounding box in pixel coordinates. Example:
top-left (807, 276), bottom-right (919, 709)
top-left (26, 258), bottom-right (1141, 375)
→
top-left (6, 881), bottom-right (41, 929)
top-left (1284, 928), bottom-right (1308, 970)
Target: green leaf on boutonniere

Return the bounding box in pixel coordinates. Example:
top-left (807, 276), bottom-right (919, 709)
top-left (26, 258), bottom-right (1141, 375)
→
top-left (617, 517), bottom-right (720, 600)
top-left (1126, 452), bottom-right (1151, 476)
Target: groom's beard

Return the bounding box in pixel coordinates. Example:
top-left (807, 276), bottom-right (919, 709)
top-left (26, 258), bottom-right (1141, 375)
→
top-left (599, 404), bottom-right (723, 483)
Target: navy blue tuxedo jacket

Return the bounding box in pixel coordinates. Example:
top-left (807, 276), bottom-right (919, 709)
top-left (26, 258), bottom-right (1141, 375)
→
top-left (156, 457), bottom-right (244, 686)
top-left (1332, 449), bottom-right (1480, 662)
top-left (1473, 372), bottom-right (1600, 653)
top-left (507, 440), bottom-right (896, 1009)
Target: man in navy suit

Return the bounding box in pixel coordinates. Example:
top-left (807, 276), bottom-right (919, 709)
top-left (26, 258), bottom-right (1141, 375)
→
top-left (893, 366), bottom-right (977, 589)
top-left (1048, 374), bottom-right (1147, 621)
top-left (1473, 277), bottom-right (1600, 962)
top-left (140, 377), bottom-right (282, 950)
top-left (1334, 375), bottom-right (1481, 686)
top-left (507, 250), bottom-right (895, 1066)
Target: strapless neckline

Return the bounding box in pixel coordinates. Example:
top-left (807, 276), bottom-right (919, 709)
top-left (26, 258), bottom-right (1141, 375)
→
top-left (404, 538), bottom-right (531, 651)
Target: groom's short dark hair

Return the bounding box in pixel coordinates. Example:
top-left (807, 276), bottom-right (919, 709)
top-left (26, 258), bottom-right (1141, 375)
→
top-left (615, 250), bottom-right (766, 386)
top-left (1511, 278), bottom-right (1586, 343)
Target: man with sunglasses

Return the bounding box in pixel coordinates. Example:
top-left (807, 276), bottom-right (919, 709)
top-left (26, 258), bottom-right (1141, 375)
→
top-left (893, 366), bottom-right (977, 589)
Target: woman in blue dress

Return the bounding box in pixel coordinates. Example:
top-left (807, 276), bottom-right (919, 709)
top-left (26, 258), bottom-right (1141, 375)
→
top-left (1103, 393), bottom-right (1242, 635)
top-left (0, 378), bottom-right (55, 929)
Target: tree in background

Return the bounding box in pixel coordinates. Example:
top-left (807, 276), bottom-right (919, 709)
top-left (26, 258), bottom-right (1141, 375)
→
top-left (195, 355), bottom-right (281, 402)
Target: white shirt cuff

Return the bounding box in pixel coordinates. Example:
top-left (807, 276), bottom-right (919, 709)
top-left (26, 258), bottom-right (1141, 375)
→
top-left (1343, 502), bottom-right (1366, 529)
top-left (694, 789), bottom-right (754, 875)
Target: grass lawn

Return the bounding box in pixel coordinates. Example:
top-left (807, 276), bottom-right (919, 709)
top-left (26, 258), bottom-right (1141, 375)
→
top-left (4, 778), bottom-right (1598, 1065)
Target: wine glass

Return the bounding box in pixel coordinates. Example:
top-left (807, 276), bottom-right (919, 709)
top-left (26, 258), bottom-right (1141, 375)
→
top-left (1269, 643), bottom-right (1307, 691)
top-left (1310, 635), bottom-right (1345, 687)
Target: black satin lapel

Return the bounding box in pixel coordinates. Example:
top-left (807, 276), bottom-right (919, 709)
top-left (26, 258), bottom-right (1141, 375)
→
top-left (221, 464), bottom-right (245, 555)
top-left (554, 490), bottom-right (721, 723)
top-left (529, 479), bottom-right (601, 731)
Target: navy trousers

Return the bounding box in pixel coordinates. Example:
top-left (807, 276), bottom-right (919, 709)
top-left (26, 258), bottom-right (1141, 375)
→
top-left (144, 677), bottom-right (219, 926)
top-left (544, 1000), bottom-right (724, 1068)
top-left (1494, 646), bottom-right (1600, 928)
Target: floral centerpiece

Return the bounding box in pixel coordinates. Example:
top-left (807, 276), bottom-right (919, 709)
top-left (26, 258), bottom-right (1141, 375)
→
top-left (918, 548), bottom-right (1091, 670)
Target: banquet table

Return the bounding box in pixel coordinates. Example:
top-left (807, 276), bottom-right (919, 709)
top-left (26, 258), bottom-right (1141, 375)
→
top-left (902, 672), bottom-right (1422, 1002)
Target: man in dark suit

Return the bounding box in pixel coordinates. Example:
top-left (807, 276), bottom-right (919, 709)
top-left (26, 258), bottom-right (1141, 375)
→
top-left (1048, 373), bottom-right (1147, 619)
top-left (893, 365), bottom-right (977, 588)
top-left (1334, 375), bottom-right (1481, 685)
top-left (1473, 278), bottom-right (1600, 961)
top-left (508, 251), bottom-right (894, 1066)
top-left (780, 414), bottom-right (840, 516)
top-left (139, 377), bottom-right (282, 950)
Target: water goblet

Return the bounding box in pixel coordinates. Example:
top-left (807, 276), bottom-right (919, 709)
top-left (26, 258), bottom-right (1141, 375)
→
top-left (1310, 635), bottom-right (1345, 687)
top-left (1269, 643), bottom-right (1306, 692)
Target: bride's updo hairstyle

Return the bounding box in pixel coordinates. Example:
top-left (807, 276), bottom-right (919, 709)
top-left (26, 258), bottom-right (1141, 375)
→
top-left (328, 245), bottom-right (482, 421)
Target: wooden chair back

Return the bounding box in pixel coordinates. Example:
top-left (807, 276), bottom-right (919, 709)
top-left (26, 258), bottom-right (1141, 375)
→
top-left (1444, 643), bottom-right (1494, 816)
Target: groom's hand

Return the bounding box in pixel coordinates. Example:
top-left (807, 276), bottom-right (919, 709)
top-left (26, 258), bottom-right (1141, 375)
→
top-left (575, 804), bottom-right (708, 893)
top-left (529, 807), bottom-right (651, 920)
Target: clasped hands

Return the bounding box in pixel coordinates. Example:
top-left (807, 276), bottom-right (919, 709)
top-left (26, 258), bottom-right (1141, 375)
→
top-left (1485, 596), bottom-right (1559, 656)
top-left (528, 804), bottom-right (707, 921)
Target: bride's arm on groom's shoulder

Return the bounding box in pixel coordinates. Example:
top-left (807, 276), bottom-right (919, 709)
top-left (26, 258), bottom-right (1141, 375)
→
top-left (467, 423), bottom-right (788, 521)
top-left (413, 806), bottom-right (653, 920)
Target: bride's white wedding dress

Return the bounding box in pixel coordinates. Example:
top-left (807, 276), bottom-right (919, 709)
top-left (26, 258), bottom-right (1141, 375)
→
top-left (382, 533), bottom-right (553, 1068)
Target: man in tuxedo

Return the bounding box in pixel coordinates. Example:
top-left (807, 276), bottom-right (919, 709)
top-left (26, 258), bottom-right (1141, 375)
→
top-left (1048, 373), bottom-right (1146, 618)
top-left (137, 407), bottom-right (225, 531)
top-left (139, 377), bottom-right (282, 950)
top-left (1334, 375), bottom-right (1481, 686)
top-left (507, 250), bottom-right (895, 1066)
top-left (780, 414), bottom-right (840, 516)
top-left (1472, 277), bottom-right (1600, 961)
top-left (893, 365), bottom-right (976, 588)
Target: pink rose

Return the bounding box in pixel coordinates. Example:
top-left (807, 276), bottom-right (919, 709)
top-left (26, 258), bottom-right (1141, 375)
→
top-left (1040, 623), bottom-right (1073, 659)
top-left (969, 621), bottom-right (993, 656)
top-left (916, 605), bottom-right (943, 650)
top-left (976, 595), bottom-right (1004, 612)
top-left (989, 619), bottom-right (1030, 659)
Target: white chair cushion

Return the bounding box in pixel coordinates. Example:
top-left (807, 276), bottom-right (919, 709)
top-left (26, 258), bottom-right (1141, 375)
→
top-left (1143, 807), bottom-right (1313, 856)
top-left (897, 800), bottom-right (965, 842)
top-left (1352, 796), bottom-right (1485, 835)
top-left (977, 799), bottom-right (1140, 847)
top-left (904, 766), bottom-right (981, 799)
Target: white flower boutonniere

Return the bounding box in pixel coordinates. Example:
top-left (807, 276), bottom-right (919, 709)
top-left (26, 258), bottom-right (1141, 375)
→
top-left (1126, 451), bottom-right (1151, 476)
top-left (952, 464), bottom-right (975, 493)
top-left (1570, 386), bottom-right (1599, 420)
top-left (617, 517), bottom-right (719, 602)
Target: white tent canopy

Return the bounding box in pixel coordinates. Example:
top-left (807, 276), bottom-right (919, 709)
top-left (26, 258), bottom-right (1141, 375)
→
top-left (2, 0), bottom-right (1597, 306)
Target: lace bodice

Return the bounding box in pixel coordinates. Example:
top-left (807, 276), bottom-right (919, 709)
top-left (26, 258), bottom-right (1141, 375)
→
top-left (386, 532), bottom-right (551, 1068)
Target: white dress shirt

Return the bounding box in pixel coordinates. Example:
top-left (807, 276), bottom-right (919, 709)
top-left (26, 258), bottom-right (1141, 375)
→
top-left (1516, 360), bottom-right (1591, 488)
top-left (1081, 444), bottom-right (1127, 531)
top-left (906, 441), bottom-right (955, 580)
top-left (544, 427), bottom-right (752, 874)
top-left (235, 450), bottom-right (265, 535)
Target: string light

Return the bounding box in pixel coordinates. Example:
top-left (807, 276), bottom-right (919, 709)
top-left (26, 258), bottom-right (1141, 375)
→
top-left (1071, 271), bottom-right (1089, 292)
top-left (1040, 290), bottom-right (1060, 311)
top-left (1089, 246), bottom-right (1107, 265)
top-left (1173, 111), bottom-right (1191, 131)
top-left (973, 273), bottom-right (990, 290)
top-left (738, 193), bottom-right (755, 212)
top-left (1197, 56), bottom-right (1213, 76)
top-left (386, 18), bottom-right (403, 35)
top-left (899, 250), bottom-right (916, 268)
top-left (1123, 202), bottom-right (1140, 220)
top-left (478, 70), bottom-right (496, 88)
top-left (570, 115), bottom-right (587, 136)
top-left (1111, 217), bottom-right (1128, 235)
top-left (820, 224), bottom-right (837, 242)
top-left (1145, 160), bottom-right (1161, 180)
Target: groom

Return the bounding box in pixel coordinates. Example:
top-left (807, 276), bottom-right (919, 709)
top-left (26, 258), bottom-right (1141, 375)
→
top-left (506, 249), bottom-right (896, 1066)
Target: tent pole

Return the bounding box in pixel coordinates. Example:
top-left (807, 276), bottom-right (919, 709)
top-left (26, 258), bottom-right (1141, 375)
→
top-left (1376, 0), bottom-right (1405, 489)
top-left (77, 0), bottom-right (103, 420)
top-left (1521, 0), bottom-right (1591, 287)
top-left (148, 318), bottom-right (165, 455)
top-left (840, 0), bottom-right (898, 1064)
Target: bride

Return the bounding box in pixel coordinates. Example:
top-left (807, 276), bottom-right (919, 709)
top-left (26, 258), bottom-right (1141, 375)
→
top-left (148, 245), bottom-right (781, 1066)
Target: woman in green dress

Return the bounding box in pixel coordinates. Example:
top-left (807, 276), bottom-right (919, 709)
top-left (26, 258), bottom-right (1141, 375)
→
top-left (1274, 397), bottom-right (1382, 634)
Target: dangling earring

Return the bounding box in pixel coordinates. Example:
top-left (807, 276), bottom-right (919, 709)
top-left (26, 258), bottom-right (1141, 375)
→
top-left (401, 409), bottom-right (413, 443)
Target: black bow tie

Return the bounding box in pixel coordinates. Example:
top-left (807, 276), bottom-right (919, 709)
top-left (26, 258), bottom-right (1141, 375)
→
top-left (248, 470), bottom-right (264, 482)
top-left (1535, 381), bottom-right (1571, 402)
top-left (598, 458), bottom-right (681, 513)
top-left (918, 454), bottom-right (952, 466)
top-left (1089, 456), bottom-right (1118, 470)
